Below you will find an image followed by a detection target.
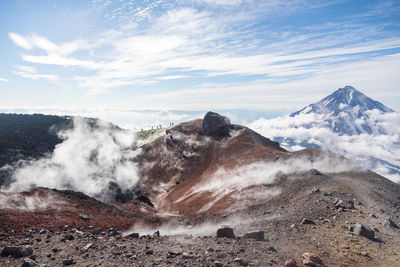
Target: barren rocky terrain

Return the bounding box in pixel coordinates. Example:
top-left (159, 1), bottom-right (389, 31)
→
top-left (1, 112), bottom-right (400, 266)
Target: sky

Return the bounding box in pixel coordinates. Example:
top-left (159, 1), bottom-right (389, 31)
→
top-left (0, 0), bottom-right (399, 127)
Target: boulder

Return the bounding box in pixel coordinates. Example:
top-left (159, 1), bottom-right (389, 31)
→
top-left (243, 231), bottom-right (264, 241)
top-left (382, 218), bottom-right (399, 228)
top-left (349, 223), bottom-right (375, 240)
top-left (216, 227), bottom-right (236, 238)
top-left (1, 246), bottom-right (33, 258)
top-left (202, 112), bottom-right (231, 139)
top-left (333, 198), bottom-right (354, 209)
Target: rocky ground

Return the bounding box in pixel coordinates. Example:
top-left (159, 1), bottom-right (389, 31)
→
top-left (1, 168), bottom-right (399, 266)
top-left (1, 112), bottom-right (400, 266)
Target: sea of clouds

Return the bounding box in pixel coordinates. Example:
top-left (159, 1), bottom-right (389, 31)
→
top-left (248, 109), bottom-right (400, 183)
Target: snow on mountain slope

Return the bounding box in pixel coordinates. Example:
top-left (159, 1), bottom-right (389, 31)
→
top-left (248, 86), bottom-right (400, 182)
top-left (290, 86), bottom-right (394, 135)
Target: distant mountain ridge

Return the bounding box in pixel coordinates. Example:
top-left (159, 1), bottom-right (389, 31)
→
top-left (291, 85), bottom-right (394, 135)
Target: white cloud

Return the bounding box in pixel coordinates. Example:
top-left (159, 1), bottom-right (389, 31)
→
top-left (0, 78), bottom-right (7, 82)
top-left (7, 1), bottom-right (400, 104)
top-left (248, 110), bottom-right (400, 183)
top-left (14, 65), bottom-right (36, 73)
top-left (9, 32), bottom-right (32, 50)
top-left (12, 71), bottom-right (58, 81)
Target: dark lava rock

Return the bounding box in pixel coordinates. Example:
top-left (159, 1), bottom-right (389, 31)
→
top-left (243, 231), bottom-right (264, 241)
top-left (301, 218), bottom-right (315, 225)
top-left (382, 218), bottom-right (399, 228)
top-left (62, 259), bottom-right (74, 266)
top-left (216, 227), bottom-right (235, 239)
top-left (152, 231), bottom-right (160, 238)
top-left (20, 258), bottom-right (37, 267)
top-left (108, 229), bottom-right (120, 237)
top-left (1, 246), bottom-right (33, 258)
top-left (349, 223), bottom-right (375, 240)
top-left (63, 233), bottom-right (74, 241)
top-left (126, 232), bottom-right (139, 238)
top-left (91, 228), bottom-right (101, 235)
top-left (202, 111), bottom-right (231, 139)
top-left (309, 169), bottom-right (322, 175)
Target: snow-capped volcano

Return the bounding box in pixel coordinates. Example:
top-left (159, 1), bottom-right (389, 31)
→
top-left (291, 86), bottom-right (394, 135)
top-left (248, 86), bottom-right (400, 183)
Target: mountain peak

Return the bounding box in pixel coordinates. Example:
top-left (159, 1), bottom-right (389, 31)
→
top-left (291, 86), bottom-right (394, 135)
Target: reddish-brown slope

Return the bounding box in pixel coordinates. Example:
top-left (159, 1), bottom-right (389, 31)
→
top-left (136, 117), bottom-right (288, 216)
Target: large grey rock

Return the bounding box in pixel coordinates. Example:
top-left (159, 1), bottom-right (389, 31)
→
top-left (202, 112), bottom-right (231, 139)
top-left (1, 246), bottom-right (33, 258)
top-left (216, 227), bottom-right (235, 238)
top-left (349, 223), bottom-right (375, 240)
top-left (333, 198), bottom-right (354, 209)
top-left (243, 231), bottom-right (264, 241)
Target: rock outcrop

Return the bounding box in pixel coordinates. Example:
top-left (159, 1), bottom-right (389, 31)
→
top-left (202, 111), bottom-right (231, 139)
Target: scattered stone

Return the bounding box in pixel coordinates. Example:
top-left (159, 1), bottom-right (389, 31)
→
top-left (369, 214), bottom-right (377, 218)
top-left (312, 188), bottom-right (321, 193)
top-left (243, 231), bottom-right (264, 241)
top-left (216, 227), bottom-right (235, 239)
top-left (349, 223), bottom-right (375, 240)
top-left (214, 261), bottom-right (222, 267)
top-left (91, 228), bottom-right (101, 235)
top-left (62, 259), bottom-right (74, 266)
top-left (333, 198), bottom-right (354, 209)
top-left (108, 229), bottom-right (120, 237)
top-left (82, 243), bottom-right (93, 251)
top-left (19, 258), bottom-right (37, 267)
top-left (152, 231), bottom-right (160, 238)
top-left (79, 214), bottom-right (90, 221)
top-left (39, 229), bottom-right (48, 235)
top-left (360, 251), bottom-right (369, 257)
top-left (267, 246), bottom-right (277, 252)
top-left (24, 233), bottom-right (34, 239)
top-left (65, 233), bottom-right (75, 241)
top-left (1, 246), bottom-right (33, 258)
top-left (301, 218), bottom-right (315, 225)
top-left (234, 257), bottom-right (248, 266)
top-left (382, 218), bottom-right (399, 228)
top-left (146, 250), bottom-right (153, 255)
top-left (126, 232), bottom-right (139, 238)
top-left (310, 169), bottom-right (322, 175)
top-left (284, 258), bottom-right (297, 267)
top-left (302, 252), bottom-right (323, 266)
top-left (182, 252), bottom-right (192, 259)
top-left (168, 249), bottom-right (182, 258)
